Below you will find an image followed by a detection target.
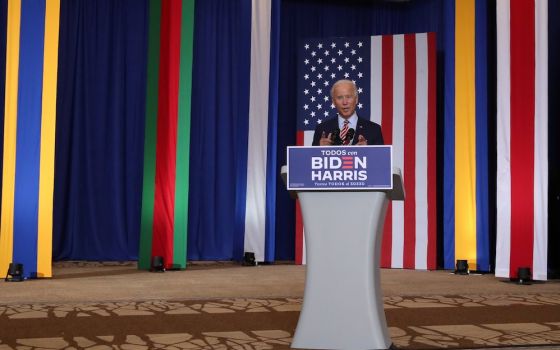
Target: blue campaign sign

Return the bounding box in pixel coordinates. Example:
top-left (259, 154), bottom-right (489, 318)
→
top-left (287, 146), bottom-right (392, 190)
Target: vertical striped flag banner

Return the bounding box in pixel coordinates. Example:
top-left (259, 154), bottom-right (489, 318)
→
top-left (495, 0), bottom-right (548, 280)
top-left (0, 0), bottom-right (60, 279)
top-left (295, 33), bottom-right (437, 269)
top-left (139, 0), bottom-right (279, 265)
top-left (138, 0), bottom-right (194, 270)
top-left (243, 0), bottom-right (279, 263)
top-left (442, 0), bottom-right (490, 272)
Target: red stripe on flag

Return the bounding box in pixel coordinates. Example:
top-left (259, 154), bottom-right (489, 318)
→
top-left (403, 34), bottom-right (417, 269)
top-left (380, 35), bottom-right (393, 268)
top-left (152, 1), bottom-right (183, 268)
top-left (295, 131), bottom-right (305, 264)
top-left (427, 32), bottom-right (437, 270)
top-left (509, 0), bottom-right (535, 278)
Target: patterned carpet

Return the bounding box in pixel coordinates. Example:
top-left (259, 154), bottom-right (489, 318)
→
top-left (1, 294), bottom-right (560, 349)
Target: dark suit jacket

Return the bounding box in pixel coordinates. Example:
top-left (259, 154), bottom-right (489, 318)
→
top-left (312, 116), bottom-right (384, 146)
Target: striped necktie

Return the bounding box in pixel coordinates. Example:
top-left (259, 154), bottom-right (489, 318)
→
top-left (340, 120), bottom-right (349, 145)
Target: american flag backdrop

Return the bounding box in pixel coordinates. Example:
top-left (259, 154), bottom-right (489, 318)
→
top-left (295, 33), bottom-right (437, 270)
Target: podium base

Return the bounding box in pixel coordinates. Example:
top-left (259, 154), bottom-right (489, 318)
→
top-left (292, 191), bottom-right (391, 350)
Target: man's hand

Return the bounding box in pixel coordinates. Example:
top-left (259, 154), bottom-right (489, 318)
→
top-left (319, 132), bottom-right (333, 146)
top-left (357, 134), bottom-right (368, 145)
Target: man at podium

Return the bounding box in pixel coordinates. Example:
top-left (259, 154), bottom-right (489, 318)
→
top-left (312, 79), bottom-right (384, 146)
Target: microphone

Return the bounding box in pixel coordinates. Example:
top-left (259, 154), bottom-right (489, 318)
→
top-left (346, 128), bottom-right (355, 144)
top-left (331, 129), bottom-right (343, 145)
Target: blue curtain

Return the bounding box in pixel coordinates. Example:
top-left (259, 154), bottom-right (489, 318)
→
top-left (0, 0), bottom-right (556, 273)
top-left (47, 0), bottom-right (452, 262)
top-left (548, 0), bottom-right (560, 276)
top-left (187, 0), bottom-right (251, 260)
top-left (53, 0), bottom-right (148, 260)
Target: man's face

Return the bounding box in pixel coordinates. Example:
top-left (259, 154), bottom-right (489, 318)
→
top-left (332, 82), bottom-right (358, 119)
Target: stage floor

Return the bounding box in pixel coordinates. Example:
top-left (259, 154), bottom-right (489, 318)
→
top-left (2, 261), bottom-right (560, 304)
top-left (1, 262), bottom-right (559, 349)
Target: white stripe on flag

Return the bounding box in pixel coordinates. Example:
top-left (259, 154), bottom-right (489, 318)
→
top-left (391, 34), bottom-right (405, 269)
top-left (244, 0), bottom-right (272, 261)
top-left (371, 36), bottom-right (383, 125)
top-left (495, 0), bottom-right (512, 278)
top-left (304, 131), bottom-right (314, 146)
top-left (414, 33), bottom-right (428, 270)
top-left (533, 0), bottom-right (548, 281)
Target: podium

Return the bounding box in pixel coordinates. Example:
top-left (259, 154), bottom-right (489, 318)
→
top-left (282, 147), bottom-right (404, 350)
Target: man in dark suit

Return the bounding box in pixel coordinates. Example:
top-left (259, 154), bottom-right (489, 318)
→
top-left (312, 79), bottom-right (384, 146)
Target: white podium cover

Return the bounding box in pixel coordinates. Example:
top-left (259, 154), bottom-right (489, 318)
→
top-left (282, 166), bottom-right (404, 350)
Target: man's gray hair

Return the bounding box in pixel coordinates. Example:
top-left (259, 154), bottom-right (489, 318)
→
top-left (330, 79), bottom-right (358, 98)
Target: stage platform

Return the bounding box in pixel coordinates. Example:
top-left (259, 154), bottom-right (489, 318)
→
top-left (1, 261), bottom-right (559, 349)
